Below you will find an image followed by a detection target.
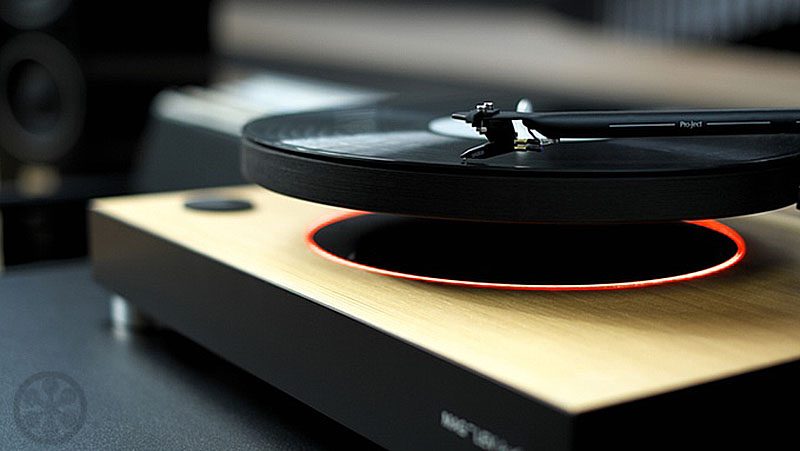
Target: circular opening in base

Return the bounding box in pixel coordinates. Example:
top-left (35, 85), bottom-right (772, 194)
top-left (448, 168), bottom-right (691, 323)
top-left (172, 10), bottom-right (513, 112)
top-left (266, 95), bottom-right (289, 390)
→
top-left (307, 213), bottom-right (745, 291)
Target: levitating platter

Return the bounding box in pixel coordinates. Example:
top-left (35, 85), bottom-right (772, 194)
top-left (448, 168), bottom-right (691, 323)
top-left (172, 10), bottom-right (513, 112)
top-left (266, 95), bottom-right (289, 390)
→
top-left (241, 103), bottom-right (800, 222)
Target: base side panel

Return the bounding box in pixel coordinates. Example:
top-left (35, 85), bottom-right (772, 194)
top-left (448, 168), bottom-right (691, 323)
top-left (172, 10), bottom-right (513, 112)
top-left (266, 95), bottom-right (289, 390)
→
top-left (90, 212), bottom-right (571, 451)
top-left (574, 359), bottom-right (800, 449)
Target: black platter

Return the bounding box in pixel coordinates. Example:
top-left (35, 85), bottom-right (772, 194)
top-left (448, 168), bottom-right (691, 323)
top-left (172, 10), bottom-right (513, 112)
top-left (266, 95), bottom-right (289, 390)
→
top-left (242, 102), bottom-right (800, 222)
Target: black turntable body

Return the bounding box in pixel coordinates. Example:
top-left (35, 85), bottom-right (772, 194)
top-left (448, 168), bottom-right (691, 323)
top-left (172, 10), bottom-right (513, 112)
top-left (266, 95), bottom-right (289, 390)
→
top-left (92, 94), bottom-right (800, 450)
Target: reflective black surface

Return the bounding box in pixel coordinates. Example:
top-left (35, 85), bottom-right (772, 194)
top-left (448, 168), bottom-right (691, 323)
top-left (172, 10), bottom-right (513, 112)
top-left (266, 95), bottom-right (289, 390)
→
top-left (0, 262), bottom-right (379, 450)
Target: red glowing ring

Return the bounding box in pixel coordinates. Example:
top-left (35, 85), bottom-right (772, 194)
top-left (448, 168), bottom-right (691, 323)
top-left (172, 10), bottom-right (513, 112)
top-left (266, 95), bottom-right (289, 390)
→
top-left (305, 211), bottom-right (746, 291)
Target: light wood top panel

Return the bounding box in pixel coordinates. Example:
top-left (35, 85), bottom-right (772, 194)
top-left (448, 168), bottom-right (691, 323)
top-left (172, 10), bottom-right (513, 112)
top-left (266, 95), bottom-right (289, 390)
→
top-left (93, 186), bottom-right (800, 413)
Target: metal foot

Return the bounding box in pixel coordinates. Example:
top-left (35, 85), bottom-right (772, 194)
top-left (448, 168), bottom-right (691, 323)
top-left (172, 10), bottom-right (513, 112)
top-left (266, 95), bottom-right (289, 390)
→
top-left (109, 295), bottom-right (157, 333)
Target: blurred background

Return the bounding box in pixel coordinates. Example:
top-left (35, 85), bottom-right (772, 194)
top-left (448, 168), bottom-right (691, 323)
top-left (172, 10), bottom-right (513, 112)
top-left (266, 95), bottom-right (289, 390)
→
top-left (2, 0), bottom-right (800, 269)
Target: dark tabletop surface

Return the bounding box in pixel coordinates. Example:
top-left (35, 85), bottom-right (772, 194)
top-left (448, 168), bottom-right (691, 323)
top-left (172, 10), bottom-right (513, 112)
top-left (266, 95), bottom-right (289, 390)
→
top-left (0, 261), bottom-right (380, 450)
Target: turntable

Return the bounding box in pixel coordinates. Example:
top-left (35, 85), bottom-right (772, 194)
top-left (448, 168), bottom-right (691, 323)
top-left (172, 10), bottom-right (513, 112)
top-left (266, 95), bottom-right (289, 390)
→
top-left (92, 99), bottom-right (800, 450)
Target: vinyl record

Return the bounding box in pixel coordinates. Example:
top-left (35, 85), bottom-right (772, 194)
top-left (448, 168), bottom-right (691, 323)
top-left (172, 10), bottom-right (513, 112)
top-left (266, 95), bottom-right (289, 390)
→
top-left (242, 100), bottom-right (800, 222)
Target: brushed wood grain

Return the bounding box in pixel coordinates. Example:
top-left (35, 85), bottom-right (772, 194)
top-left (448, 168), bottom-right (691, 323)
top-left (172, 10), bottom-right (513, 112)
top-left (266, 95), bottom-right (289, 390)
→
top-left (93, 186), bottom-right (800, 413)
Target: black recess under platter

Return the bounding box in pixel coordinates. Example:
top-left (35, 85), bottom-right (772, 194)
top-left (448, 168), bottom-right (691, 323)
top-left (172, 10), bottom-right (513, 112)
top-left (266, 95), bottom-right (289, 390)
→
top-left (309, 214), bottom-right (741, 287)
top-left (242, 102), bottom-right (800, 222)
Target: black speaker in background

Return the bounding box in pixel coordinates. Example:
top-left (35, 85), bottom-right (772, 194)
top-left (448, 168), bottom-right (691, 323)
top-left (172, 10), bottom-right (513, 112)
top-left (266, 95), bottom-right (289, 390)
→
top-left (0, 1), bottom-right (211, 266)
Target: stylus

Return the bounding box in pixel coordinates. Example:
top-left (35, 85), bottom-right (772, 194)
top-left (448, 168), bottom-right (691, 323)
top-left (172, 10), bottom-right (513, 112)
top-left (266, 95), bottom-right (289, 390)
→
top-left (452, 102), bottom-right (800, 159)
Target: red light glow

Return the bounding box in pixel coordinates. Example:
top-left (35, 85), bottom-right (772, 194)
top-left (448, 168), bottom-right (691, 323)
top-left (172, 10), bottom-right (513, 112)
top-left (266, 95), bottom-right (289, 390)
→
top-left (305, 211), bottom-right (746, 291)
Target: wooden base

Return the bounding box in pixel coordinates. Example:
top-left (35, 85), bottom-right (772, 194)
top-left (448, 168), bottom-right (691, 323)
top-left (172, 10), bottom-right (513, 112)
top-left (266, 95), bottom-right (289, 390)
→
top-left (91, 186), bottom-right (800, 450)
